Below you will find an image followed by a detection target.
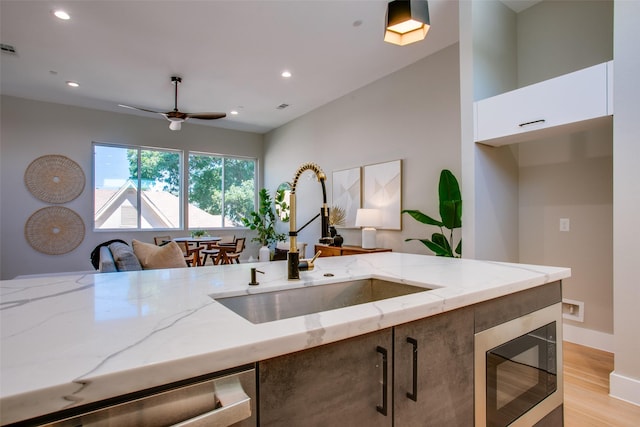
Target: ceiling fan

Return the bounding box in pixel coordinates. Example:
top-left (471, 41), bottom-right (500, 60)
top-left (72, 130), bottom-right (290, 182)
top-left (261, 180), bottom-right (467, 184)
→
top-left (119, 76), bottom-right (226, 131)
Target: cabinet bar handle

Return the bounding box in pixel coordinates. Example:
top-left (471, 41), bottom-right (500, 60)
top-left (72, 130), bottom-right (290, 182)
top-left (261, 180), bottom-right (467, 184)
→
top-left (406, 337), bottom-right (418, 402)
top-left (518, 119), bottom-right (546, 127)
top-left (376, 346), bottom-right (388, 416)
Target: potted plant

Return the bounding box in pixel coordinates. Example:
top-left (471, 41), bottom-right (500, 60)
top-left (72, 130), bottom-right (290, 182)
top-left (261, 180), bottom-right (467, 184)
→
top-left (402, 169), bottom-right (462, 257)
top-left (242, 188), bottom-right (286, 261)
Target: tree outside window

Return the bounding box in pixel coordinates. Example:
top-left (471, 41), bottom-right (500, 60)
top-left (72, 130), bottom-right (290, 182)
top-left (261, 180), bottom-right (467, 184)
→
top-left (188, 154), bottom-right (255, 228)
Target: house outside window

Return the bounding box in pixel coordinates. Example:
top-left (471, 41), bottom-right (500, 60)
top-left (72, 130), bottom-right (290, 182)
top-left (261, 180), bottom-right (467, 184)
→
top-left (93, 143), bottom-right (256, 231)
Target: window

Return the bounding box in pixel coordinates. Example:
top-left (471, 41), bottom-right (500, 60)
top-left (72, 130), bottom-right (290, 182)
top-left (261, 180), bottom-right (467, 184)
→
top-left (94, 143), bottom-right (256, 231)
top-left (94, 144), bottom-right (182, 230)
top-left (188, 153), bottom-right (255, 228)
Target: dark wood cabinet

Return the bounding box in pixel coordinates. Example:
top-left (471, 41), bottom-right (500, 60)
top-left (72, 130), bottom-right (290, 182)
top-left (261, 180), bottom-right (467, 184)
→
top-left (259, 307), bottom-right (474, 426)
top-left (259, 329), bottom-right (393, 427)
top-left (394, 307), bottom-right (474, 426)
top-left (315, 244), bottom-right (392, 257)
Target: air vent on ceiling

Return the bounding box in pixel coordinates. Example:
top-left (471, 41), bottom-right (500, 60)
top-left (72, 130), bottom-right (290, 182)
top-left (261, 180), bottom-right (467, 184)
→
top-left (1, 43), bottom-right (17, 55)
top-left (276, 103), bottom-right (290, 110)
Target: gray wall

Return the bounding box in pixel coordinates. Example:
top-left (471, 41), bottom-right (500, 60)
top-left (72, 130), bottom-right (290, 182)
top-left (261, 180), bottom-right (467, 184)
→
top-left (611, 0), bottom-right (640, 406)
top-left (263, 44), bottom-right (461, 254)
top-left (0, 96), bottom-right (263, 279)
top-left (465, 0), bottom-right (614, 337)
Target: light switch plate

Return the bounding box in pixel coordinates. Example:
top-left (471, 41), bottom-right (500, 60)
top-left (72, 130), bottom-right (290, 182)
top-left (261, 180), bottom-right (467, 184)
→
top-left (560, 218), bottom-right (570, 232)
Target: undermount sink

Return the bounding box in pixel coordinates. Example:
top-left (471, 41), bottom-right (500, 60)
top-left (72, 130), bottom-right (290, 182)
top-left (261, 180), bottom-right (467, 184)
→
top-left (213, 278), bottom-right (431, 324)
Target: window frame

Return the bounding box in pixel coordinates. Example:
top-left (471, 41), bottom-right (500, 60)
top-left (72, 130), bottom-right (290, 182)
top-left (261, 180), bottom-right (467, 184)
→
top-left (93, 142), bottom-right (258, 232)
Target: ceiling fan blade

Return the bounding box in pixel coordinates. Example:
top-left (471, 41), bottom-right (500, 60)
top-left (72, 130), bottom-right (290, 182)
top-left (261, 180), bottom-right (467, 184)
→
top-left (118, 104), bottom-right (163, 115)
top-left (186, 112), bottom-right (227, 120)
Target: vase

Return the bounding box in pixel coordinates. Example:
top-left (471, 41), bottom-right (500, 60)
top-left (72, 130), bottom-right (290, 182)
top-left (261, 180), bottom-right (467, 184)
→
top-left (259, 245), bottom-right (271, 262)
top-left (333, 234), bottom-right (344, 247)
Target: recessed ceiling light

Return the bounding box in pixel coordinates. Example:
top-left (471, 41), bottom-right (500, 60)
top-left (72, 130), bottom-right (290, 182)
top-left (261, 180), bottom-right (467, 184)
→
top-left (230, 110), bottom-right (239, 115)
top-left (66, 81), bottom-right (79, 88)
top-left (281, 71), bottom-right (292, 78)
top-left (53, 10), bottom-right (71, 20)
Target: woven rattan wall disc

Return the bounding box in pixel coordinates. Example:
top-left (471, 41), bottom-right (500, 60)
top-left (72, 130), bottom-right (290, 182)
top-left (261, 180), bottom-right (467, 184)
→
top-left (25, 207), bottom-right (85, 255)
top-left (24, 155), bottom-right (85, 203)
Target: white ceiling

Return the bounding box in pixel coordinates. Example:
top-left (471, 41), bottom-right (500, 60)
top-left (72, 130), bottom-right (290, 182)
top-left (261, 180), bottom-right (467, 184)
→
top-left (0, 0), bottom-right (459, 134)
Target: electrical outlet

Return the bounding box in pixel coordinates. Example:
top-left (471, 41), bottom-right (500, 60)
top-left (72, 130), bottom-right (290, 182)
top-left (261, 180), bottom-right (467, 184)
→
top-left (562, 298), bottom-right (584, 322)
top-left (560, 218), bottom-right (570, 232)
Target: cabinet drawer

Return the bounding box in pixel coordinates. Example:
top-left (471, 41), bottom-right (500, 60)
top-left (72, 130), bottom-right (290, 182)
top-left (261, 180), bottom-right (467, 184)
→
top-left (475, 62), bottom-right (610, 146)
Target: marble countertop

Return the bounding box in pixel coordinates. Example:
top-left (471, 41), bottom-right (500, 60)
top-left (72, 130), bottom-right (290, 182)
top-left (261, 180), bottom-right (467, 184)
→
top-left (0, 253), bottom-right (570, 425)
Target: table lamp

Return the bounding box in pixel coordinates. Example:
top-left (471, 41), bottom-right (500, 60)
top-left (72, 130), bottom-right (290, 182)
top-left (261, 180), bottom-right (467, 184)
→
top-left (355, 208), bottom-right (381, 249)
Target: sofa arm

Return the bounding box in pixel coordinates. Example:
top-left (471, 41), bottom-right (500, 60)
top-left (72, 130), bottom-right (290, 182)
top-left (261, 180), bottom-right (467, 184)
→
top-left (99, 246), bottom-right (118, 273)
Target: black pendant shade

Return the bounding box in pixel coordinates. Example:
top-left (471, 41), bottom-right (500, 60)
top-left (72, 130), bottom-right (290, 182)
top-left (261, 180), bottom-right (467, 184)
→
top-left (384, 0), bottom-right (430, 46)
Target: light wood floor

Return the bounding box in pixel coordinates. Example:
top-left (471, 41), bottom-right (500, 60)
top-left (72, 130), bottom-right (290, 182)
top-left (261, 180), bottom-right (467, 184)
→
top-left (564, 341), bottom-right (640, 426)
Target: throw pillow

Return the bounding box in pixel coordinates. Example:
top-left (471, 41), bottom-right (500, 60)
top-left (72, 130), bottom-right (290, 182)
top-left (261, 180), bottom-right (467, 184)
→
top-left (109, 242), bottom-right (142, 271)
top-left (132, 240), bottom-right (188, 270)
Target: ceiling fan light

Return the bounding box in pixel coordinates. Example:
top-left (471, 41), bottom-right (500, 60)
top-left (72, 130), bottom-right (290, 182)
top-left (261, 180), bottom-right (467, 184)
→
top-left (169, 120), bottom-right (182, 131)
top-left (384, 0), bottom-right (430, 46)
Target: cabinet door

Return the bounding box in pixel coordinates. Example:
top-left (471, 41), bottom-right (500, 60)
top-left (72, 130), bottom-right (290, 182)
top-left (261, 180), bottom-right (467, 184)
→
top-left (475, 62), bottom-right (609, 145)
top-left (394, 307), bottom-right (474, 426)
top-left (259, 329), bottom-right (393, 427)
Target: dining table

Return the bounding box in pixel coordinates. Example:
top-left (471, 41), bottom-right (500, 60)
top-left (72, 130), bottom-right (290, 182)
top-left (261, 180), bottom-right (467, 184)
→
top-left (171, 237), bottom-right (222, 267)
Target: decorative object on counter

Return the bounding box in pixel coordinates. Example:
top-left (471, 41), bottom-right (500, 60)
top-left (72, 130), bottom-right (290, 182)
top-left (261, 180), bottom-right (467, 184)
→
top-left (24, 154), bottom-right (85, 203)
top-left (24, 206), bottom-right (85, 254)
top-left (363, 159), bottom-right (402, 230)
top-left (355, 208), bottom-right (381, 249)
top-left (384, 0), bottom-right (430, 46)
top-left (275, 182), bottom-right (291, 222)
top-left (332, 167), bottom-right (361, 228)
top-left (242, 188), bottom-right (286, 262)
top-left (403, 169), bottom-right (462, 257)
top-left (329, 205), bottom-right (346, 247)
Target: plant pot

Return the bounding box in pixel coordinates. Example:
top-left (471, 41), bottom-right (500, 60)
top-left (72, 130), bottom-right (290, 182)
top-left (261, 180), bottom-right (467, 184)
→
top-left (259, 245), bottom-right (271, 262)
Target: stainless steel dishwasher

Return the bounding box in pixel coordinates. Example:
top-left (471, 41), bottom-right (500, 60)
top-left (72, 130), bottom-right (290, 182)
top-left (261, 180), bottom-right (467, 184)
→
top-left (25, 365), bottom-right (256, 427)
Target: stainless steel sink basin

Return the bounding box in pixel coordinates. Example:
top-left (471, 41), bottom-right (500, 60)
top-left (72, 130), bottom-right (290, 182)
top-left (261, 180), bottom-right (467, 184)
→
top-left (213, 279), bottom-right (431, 324)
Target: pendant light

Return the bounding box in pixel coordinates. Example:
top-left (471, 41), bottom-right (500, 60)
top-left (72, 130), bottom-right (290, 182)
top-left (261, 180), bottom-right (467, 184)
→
top-left (384, 0), bottom-right (430, 46)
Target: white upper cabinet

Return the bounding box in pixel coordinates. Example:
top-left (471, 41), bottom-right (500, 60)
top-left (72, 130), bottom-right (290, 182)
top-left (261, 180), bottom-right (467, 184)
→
top-left (474, 61), bottom-right (613, 146)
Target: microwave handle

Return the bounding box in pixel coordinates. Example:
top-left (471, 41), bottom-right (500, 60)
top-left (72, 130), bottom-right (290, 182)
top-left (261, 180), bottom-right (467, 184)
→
top-left (171, 375), bottom-right (252, 427)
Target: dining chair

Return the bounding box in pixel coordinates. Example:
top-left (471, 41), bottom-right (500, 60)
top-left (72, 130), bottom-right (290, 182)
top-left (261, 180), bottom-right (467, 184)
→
top-left (225, 237), bottom-right (246, 264)
top-left (175, 240), bottom-right (202, 267)
top-left (154, 235), bottom-right (171, 246)
top-left (199, 235), bottom-right (233, 266)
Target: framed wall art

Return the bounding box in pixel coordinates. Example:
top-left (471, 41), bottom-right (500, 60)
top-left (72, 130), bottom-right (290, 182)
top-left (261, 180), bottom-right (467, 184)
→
top-left (331, 167), bottom-right (361, 228)
top-left (363, 159), bottom-right (402, 230)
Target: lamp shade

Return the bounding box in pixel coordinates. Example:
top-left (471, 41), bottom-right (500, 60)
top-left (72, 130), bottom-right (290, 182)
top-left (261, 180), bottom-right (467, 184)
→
top-left (384, 0), bottom-right (430, 46)
top-left (355, 209), bottom-right (381, 228)
top-left (169, 119), bottom-right (182, 131)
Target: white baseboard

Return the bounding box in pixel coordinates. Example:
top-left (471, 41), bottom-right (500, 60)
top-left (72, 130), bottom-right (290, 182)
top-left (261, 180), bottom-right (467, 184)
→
top-left (562, 323), bottom-right (614, 353)
top-left (610, 372), bottom-right (640, 407)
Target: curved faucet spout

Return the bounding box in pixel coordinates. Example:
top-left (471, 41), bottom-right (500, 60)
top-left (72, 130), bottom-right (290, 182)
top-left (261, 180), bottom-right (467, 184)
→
top-left (288, 162), bottom-right (330, 280)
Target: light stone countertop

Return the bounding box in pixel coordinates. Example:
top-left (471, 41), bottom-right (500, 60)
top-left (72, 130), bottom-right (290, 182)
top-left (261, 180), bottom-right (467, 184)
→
top-left (0, 252), bottom-right (570, 425)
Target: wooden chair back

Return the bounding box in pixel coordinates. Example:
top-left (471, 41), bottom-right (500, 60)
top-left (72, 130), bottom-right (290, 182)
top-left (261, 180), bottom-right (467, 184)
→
top-left (154, 235), bottom-right (171, 246)
top-left (226, 237), bottom-right (246, 264)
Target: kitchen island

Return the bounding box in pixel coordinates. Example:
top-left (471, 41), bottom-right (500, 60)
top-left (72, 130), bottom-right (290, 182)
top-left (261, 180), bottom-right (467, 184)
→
top-left (0, 253), bottom-right (570, 425)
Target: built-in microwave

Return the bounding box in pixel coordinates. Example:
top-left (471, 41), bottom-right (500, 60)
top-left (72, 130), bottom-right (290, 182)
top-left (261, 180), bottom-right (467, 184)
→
top-left (475, 303), bottom-right (563, 427)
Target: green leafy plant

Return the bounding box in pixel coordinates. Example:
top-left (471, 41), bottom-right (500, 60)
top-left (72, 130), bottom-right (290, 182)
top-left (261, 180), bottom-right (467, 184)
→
top-left (242, 188), bottom-right (286, 247)
top-left (402, 169), bottom-right (462, 257)
top-left (190, 230), bottom-right (206, 238)
top-left (274, 184), bottom-right (291, 222)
